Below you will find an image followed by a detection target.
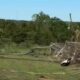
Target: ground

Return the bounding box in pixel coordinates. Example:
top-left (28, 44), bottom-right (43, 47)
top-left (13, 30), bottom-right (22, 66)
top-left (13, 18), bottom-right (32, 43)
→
top-left (0, 55), bottom-right (80, 80)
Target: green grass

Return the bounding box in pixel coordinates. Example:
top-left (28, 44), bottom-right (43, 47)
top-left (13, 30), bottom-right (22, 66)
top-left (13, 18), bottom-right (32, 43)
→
top-left (0, 44), bottom-right (29, 55)
top-left (0, 55), bottom-right (80, 80)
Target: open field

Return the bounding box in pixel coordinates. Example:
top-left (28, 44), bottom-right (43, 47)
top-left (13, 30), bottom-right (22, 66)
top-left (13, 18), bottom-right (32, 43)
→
top-left (0, 55), bottom-right (80, 80)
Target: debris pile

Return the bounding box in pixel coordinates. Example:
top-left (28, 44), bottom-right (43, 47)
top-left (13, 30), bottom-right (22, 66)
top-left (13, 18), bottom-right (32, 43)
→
top-left (51, 42), bottom-right (80, 63)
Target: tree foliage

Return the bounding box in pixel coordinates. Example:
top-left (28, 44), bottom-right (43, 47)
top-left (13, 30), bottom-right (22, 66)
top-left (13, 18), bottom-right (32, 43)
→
top-left (0, 12), bottom-right (79, 45)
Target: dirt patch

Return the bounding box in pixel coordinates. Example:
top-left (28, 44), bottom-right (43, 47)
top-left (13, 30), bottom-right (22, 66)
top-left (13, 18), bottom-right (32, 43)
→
top-left (38, 78), bottom-right (54, 80)
top-left (38, 75), bottom-right (54, 80)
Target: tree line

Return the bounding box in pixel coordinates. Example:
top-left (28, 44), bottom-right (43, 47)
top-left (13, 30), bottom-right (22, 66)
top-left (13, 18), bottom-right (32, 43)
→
top-left (0, 11), bottom-right (80, 46)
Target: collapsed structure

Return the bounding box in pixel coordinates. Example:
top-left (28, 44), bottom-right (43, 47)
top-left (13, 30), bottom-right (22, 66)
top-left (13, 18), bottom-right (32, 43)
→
top-left (51, 41), bottom-right (80, 63)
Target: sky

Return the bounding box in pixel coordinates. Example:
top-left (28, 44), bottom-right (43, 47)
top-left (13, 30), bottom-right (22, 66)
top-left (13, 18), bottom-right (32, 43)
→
top-left (0, 0), bottom-right (80, 21)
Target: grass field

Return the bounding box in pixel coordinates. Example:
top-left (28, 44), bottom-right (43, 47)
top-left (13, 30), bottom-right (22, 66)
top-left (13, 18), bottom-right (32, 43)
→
top-left (0, 55), bottom-right (80, 80)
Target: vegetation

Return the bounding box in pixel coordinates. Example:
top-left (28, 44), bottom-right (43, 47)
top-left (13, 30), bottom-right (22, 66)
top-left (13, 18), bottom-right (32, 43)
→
top-left (0, 55), bottom-right (80, 80)
top-left (0, 11), bottom-right (80, 47)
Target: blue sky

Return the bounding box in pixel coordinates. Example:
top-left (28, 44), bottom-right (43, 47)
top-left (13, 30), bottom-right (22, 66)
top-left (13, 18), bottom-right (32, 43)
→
top-left (0, 0), bottom-right (80, 21)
